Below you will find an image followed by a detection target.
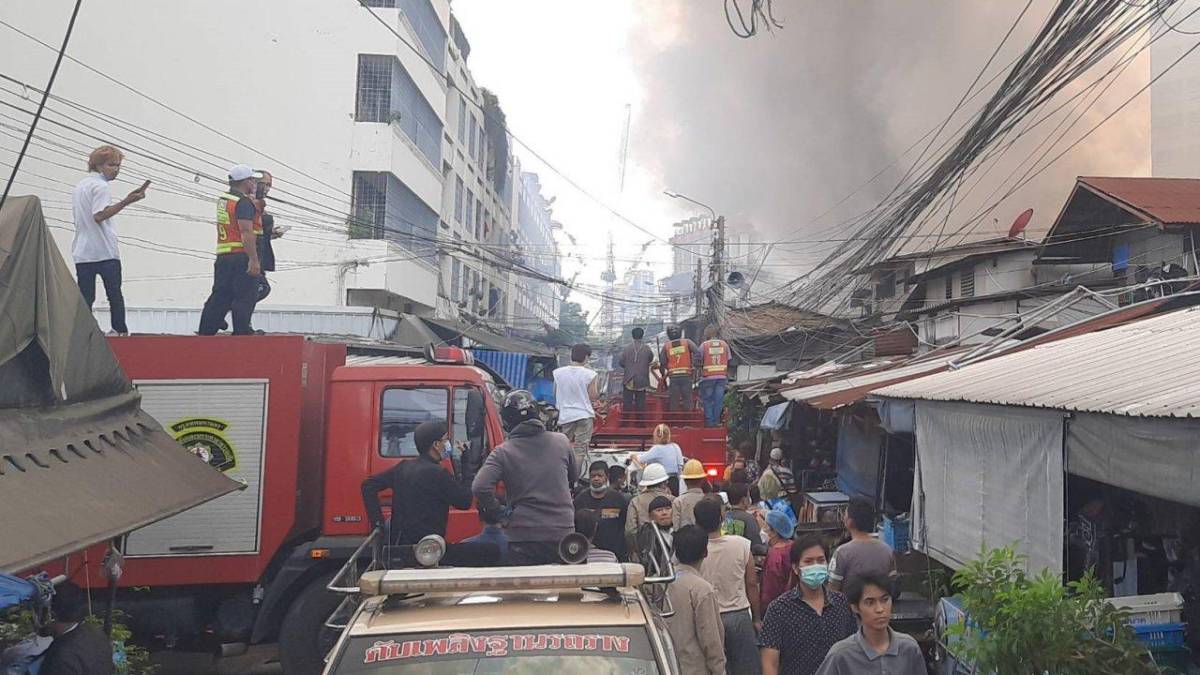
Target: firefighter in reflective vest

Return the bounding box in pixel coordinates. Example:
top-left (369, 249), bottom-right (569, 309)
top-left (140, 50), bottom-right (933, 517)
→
top-left (198, 164), bottom-right (262, 335)
top-left (699, 324), bottom-right (731, 427)
top-left (660, 325), bottom-right (700, 413)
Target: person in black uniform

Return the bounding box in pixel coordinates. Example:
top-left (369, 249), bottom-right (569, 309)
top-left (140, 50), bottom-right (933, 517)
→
top-left (361, 419), bottom-right (472, 546)
top-left (252, 170), bottom-right (284, 303)
top-left (39, 582), bottom-right (113, 675)
top-left (198, 164), bottom-right (261, 335)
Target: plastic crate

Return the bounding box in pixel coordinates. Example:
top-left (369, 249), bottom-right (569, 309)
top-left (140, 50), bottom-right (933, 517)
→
top-left (1106, 592), bottom-right (1185, 626)
top-left (1150, 646), bottom-right (1192, 674)
top-left (881, 514), bottom-right (910, 552)
top-left (1132, 622), bottom-right (1186, 649)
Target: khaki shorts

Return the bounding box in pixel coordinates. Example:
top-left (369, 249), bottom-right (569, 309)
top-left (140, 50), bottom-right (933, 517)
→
top-left (560, 417), bottom-right (594, 469)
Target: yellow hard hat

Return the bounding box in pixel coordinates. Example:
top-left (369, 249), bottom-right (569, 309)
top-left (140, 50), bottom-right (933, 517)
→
top-left (681, 458), bottom-right (707, 480)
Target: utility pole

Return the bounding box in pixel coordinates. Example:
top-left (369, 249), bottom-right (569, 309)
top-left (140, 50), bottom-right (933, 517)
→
top-left (694, 259), bottom-right (703, 318)
top-left (710, 215), bottom-right (726, 319)
top-left (601, 232), bottom-right (616, 338)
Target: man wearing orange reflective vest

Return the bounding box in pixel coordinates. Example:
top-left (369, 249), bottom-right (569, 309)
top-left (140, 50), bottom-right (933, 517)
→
top-left (660, 324), bottom-right (700, 414)
top-left (198, 164), bottom-right (262, 335)
top-left (698, 324), bottom-right (731, 427)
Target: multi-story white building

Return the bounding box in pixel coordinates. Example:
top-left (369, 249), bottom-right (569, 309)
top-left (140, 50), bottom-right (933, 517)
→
top-left (509, 170), bottom-right (562, 336)
top-left (659, 216), bottom-right (765, 320)
top-left (0, 0), bottom-right (557, 338)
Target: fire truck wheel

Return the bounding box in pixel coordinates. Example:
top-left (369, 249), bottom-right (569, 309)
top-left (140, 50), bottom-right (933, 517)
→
top-left (278, 572), bottom-right (342, 674)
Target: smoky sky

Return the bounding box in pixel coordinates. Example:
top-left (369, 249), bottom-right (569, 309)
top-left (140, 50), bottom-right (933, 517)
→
top-left (627, 1), bottom-right (1151, 264)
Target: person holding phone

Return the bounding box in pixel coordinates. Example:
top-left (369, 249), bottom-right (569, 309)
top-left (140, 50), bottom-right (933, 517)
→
top-left (71, 145), bottom-right (149, 336)
top-left (198, 164), bottom-right (261, 335)
top-left (252, 170), bottom-right (284, 303)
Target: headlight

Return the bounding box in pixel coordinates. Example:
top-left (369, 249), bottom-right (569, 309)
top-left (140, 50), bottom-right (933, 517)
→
top-left (414, 534), bottom-right (446, 567)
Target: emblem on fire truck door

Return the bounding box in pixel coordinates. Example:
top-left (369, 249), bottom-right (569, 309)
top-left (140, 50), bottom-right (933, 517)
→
top-left (169, 418), bottom-right (238, 473)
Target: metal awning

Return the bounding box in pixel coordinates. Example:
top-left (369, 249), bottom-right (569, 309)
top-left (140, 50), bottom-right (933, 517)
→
top-left (0, 197), bottom-right (239, 572)
top-left (423, 317), bottom-right (554, 356)
top-left (780, 353), bottom-right (960, 410)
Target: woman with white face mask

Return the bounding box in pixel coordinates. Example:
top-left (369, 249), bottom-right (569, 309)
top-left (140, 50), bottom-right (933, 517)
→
top-left (759, 535), bottom-right (857, 675)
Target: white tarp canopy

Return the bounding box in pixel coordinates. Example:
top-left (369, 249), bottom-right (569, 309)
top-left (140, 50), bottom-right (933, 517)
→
top-left (1067, 413), bottom-right (1200, 508)
top-left (913, 401), bottom-right (1065, 574)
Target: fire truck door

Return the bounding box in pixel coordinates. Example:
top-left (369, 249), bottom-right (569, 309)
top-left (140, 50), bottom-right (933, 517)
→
top-left (124, 380), bottom-right (268, 556)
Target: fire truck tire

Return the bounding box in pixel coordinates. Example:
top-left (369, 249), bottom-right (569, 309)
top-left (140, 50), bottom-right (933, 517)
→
top-left (278, 572), bottom-right (342, 675)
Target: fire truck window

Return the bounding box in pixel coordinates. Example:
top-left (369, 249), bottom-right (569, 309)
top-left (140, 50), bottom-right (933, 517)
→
top-left (452, 387), bottom-right (487, 446)
top-left (380, 387), bottom-right (449, 457)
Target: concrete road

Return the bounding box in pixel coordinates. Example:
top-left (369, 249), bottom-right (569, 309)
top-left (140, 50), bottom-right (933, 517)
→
top-left (149, 644), bottom-right (281, 674)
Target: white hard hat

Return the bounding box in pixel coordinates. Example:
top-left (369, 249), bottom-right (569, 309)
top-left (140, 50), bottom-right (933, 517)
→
top-left (639, 463), bottom-right (669, 486)
top-left (770, 447), bottom-right (784, 461)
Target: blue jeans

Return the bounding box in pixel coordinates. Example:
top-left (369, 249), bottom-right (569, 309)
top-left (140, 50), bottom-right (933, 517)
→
top-left (698, 378), bottom-right (727, 427)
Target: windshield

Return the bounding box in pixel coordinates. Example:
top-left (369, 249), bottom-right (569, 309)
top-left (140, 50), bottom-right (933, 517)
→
top-left (329, 627), bottom-right (660, 675)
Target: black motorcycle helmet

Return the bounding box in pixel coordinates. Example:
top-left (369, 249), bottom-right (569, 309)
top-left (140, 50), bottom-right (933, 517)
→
top-left (666, 324), bottom-right (682, 341)
top-left (501, 389), bottom-right (539, 431)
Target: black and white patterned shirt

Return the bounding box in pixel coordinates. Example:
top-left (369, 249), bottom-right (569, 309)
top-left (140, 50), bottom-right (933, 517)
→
top-left (760, 588), bottom-right (857, 675)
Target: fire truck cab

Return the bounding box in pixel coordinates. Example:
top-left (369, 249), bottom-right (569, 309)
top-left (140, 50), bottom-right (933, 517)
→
top-left (59, 335), bottom-right (507, 674)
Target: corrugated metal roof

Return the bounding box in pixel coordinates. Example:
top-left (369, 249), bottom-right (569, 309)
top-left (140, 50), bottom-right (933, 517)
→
top-left (874, 307), bottom-right (1200, 417)
top-left (1079, 176), bottom-right (1200, 226)
top-left (781, 353), bottom-right (961, 409)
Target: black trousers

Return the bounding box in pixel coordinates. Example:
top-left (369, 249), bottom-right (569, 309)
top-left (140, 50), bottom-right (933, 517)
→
top-left (508, 541), bottom-right (562, 566)
top-left (198, 252), bottom-right (257, 335)
top-left (76, 259), bottom-right (127, 333)
top-left (667, 375), bottom-right (694, 412)
top-left (622, 388), bottom-right (646, 424)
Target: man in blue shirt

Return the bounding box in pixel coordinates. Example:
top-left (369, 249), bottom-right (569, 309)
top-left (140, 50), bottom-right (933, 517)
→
top-left (462, 508), bottom-right (509, 564)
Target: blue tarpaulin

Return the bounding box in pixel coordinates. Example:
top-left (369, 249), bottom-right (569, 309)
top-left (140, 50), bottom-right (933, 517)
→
top-left (760, 401), bottom-right (791, 430)
top-left (470, 350), bottom-right (529, 390)
top-left (835, 413), bottom-right (884, 500)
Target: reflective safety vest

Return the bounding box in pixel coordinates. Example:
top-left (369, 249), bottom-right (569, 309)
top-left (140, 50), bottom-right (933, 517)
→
top-left (216, 191), bottom-right (247, 254)
top-left (665, 339), bottom-right (694, 376)
top-left (701, 339), bottom-right (730, 377)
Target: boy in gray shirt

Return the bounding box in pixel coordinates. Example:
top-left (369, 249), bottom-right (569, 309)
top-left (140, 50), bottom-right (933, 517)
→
top-left (829, 499), bottom-right (896, 592)
top-left (816, 574), bottom-right (925, 675)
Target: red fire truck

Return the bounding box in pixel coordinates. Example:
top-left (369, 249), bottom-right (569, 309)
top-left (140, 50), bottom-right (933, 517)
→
top-left (590, 379), bottom-right (730, 480)
top-left (55, 334), bottom-right (504, 673)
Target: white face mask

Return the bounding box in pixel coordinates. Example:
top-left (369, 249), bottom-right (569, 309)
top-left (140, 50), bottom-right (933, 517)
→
top-left (759, 529), bottom-right (770, 545)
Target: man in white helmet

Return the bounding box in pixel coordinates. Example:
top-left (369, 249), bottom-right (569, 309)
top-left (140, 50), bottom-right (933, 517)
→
top-left (625, 463), bottom-right (674, 561)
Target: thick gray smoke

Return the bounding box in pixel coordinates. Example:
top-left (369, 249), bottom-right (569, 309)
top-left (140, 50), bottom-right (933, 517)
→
top-left (627, 1), bottom-right (1151, 266)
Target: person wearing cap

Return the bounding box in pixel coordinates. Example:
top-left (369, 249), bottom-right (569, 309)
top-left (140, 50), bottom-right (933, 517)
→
top-left (198, 164), bottom-right (262, 335)
top-left (672, 459), bottom-right (710, 530)
top-left (759, 446), bottom-right (797, 503)
top-left (360, 419), bottom-right (472, 546)
top-left (761, 510), bottom-right (797, 610)
top-left (625, 463), bottom-right (674, 561)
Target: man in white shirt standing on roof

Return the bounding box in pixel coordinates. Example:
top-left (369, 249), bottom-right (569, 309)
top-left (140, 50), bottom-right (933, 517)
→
top-left (71, 145), bottom-right (149, 336)
top-left (554, 343), bottom-right (599, 476)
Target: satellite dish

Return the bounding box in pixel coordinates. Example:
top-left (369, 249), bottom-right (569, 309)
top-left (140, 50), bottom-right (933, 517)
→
top-left (1008, 208), bottom-right (1034, 239)
top-left (727, 271), bottom-right (745, 288)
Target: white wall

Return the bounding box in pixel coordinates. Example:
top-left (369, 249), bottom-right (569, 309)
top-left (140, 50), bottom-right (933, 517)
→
top-left (0, 0), bottom-right (451, 313)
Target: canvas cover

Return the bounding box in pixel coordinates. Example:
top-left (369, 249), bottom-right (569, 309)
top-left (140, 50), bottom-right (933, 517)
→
top-left (912, 400), bottom-right (1065, 575)
top-left (0, 196), bottom-right (239, 572)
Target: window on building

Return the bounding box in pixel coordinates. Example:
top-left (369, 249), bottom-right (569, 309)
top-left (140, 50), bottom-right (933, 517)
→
top-left (398, 0), bottom-right (447, 73)
top-left (350, 171), bottom-right (439, 263)
top-left (475, 200), bottom-right (484, 239)
top-left (451, 258), bottom-right (462, 302)
top-left (454, 176), bottom-right (464, 223)
top-left (355, 55), bottom-right (392, 123)
top-left (468, 115), bottom-right (477, 160)
top-left (876, 270), bottom-right (897, 300)
top-left (960, 265), bottom-right (975, 298)
top-left (944, 274), bottom-right (954, 300)
top-left (457, 96), bottom-right (467, 144)
top-left (355, 54), bottom-right (443, 165)
top-left (379, 387), bottom-right (448, 457)
top-left (465, 188), bottom-right (475, 232)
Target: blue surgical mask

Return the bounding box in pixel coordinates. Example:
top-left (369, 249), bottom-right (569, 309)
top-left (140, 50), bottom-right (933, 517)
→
top-left (799, 563), bottom-right (829, 589)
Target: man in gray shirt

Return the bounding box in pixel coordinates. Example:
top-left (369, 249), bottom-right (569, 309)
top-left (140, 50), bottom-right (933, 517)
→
top-left (618, 326), bottom-right (655, 424)
top-left (829, 499), bottom-right (896, 592)
top-left (816, 574), bottom-right (925, 675)
top-left (474, 390), bottom-right (578, 565)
